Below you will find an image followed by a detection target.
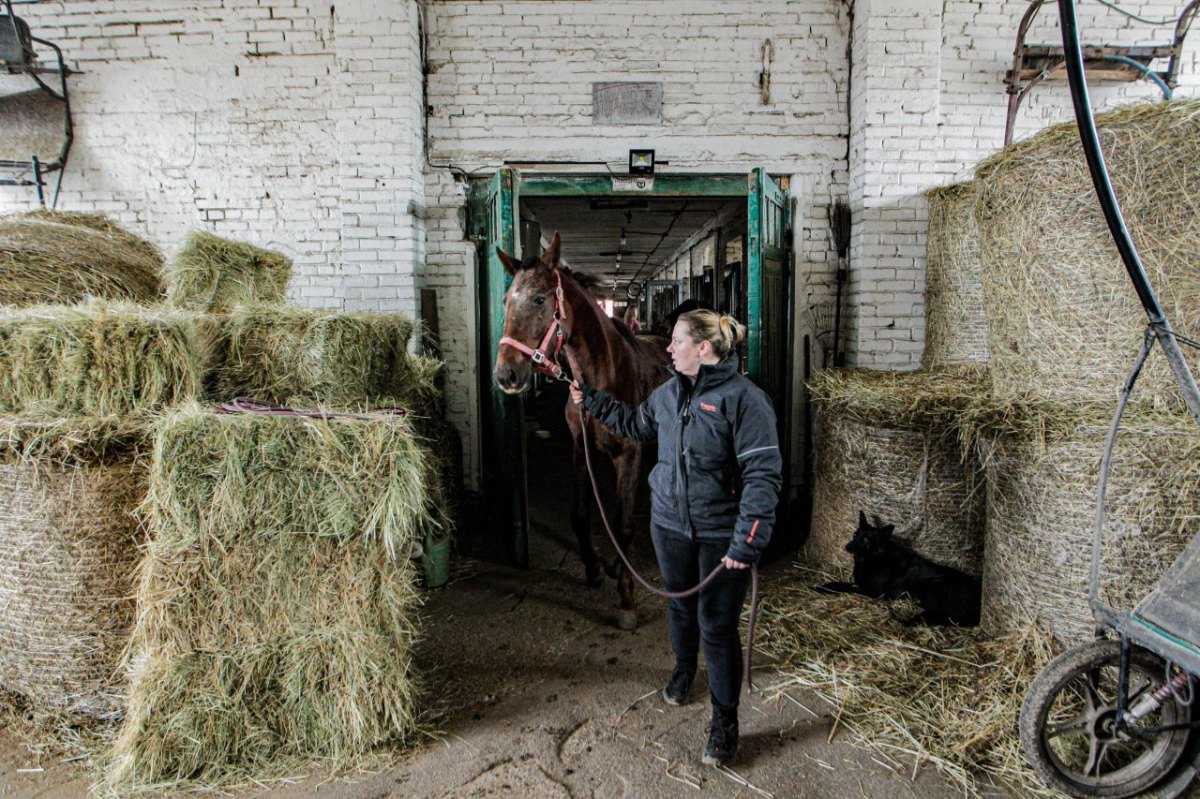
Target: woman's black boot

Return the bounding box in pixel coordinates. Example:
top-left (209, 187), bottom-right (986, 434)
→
top-left (702, 709), bottom-right (739, 766)
top-left (661, 659), bottom-right (697, 706)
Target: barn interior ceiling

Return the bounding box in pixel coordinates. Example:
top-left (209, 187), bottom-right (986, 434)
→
top-left (522, 196), bottom-right (736, 299)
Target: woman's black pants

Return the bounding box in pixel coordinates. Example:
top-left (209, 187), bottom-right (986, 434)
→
top-left (650, 523), bottom-right (752, 714)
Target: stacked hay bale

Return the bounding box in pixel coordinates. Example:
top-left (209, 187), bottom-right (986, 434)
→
top-left (212, 306), bottom-right (416, 406)
top-left (164, 231), bottom-right (293, 312)
top-left (805, 368), bottom-right (988, 576)
top-left (921, 182), bottom-right (988, 370)
top-left (969, 404), bottom-right (1200, 644)
top-left (0, 419), bottom-right (150, 720)
top-left (0, 302), bottom-right (215, 417)
top-left (807, 177), bottom-right (993, 577)
top-left (972, 100), bottom-right (1200, 643)
top-left (0, 304), bottom-right (210, 718)
top-left (106, 407), bottom-right (431, 787)
top-left (210, 305), bottom-right (459, 515)
top-left (976, 102), bottom-right (1200, 408)
top-left (0, 223), bottom-right (452, 789)
top-left (0, 212), bottom-right (164, 306)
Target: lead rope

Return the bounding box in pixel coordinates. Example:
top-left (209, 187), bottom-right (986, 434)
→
top-left (562, 347), bottom-right (760, 693)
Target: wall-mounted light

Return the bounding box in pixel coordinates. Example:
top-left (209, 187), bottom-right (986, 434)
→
top-left (628, 149), bottom-right (655, 176)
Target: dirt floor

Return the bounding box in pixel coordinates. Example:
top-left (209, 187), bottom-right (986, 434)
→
top-left (0, 552), bottom-right (1014, 799)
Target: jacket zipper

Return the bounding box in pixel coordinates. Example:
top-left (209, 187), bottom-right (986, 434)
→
top-left (677, 382), bottom-right (694, 534)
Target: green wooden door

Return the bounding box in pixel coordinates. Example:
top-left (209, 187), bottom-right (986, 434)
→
top-left (747, 167), bottom-right (790, 404)
top-left (481, 168), bottom-right (530, 566)
top-left (747, 168), bottom-right (794, 552)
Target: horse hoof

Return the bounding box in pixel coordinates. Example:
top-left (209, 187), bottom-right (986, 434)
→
top-left (616, 609), bottom-right (638, 631)
top-left (585, 565), bottom-right (604, 588)
top-left (602, 558), bottom-right (620, 579)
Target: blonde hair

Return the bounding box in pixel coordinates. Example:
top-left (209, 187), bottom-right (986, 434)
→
top-left (677, 309), bottom-right (746, 360)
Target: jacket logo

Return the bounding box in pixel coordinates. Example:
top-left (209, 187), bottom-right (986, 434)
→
top-left (699, 402), bottom-right (717, 412)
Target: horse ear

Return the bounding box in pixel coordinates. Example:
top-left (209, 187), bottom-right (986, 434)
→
top-left (540, 232), bottom-right (562, 269)
top-left (496, 247), bottom-right (522, 277)
top-left (858, 510), bottom-right (867, 528)
top-left (880, 524), bottom-right (895, 540)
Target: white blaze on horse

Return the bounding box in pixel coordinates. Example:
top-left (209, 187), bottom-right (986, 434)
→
top-left (493, 232), bottom-right (671, 630)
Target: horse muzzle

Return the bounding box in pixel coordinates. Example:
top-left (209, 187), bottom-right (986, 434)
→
top-left (494, 360), bottom-right (533, 395)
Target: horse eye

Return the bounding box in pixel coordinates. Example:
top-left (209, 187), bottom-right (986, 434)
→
top-left (533, 296), bottom-right (545, 306)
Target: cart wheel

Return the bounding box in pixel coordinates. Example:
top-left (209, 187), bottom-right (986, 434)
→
top-left (1020, 639), bottom-right (1195, 798)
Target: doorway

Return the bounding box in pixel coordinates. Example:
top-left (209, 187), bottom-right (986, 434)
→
top-left (474, 170), bottom-right (793, 570)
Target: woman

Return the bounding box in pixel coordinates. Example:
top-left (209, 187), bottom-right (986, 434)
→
top-left (569, 309), bottom-right (782, 766)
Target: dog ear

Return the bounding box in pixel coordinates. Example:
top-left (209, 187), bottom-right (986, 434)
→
top-left (858, 509), bottom-right (868, 528)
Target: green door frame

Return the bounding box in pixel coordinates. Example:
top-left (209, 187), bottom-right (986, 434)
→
top-left (473, 170), bottom-right (793, 566)
top-left (519, 174), bottom-right (746, 198)
top-left (747, 167), bottom-right (788, 388)
top-left (480, 168), bottom-right (530, 567)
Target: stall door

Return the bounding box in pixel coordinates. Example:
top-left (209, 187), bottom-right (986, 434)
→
top-left (747, 168), bottom-right (795, 553)
top-left (481, 167), bottom-right (530, 566)
top-left (746, 167), bottom-right (790, 408)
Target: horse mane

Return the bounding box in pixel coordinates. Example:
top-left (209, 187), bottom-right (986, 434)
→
top-left (556, 269), bottom-right (641, 348)
top-left (561, 266), bottom-right (600, 292)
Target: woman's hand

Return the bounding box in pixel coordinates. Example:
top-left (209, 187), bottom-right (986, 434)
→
top-left (721, 555), bottom-right (750, 570)
top-left (569, 383), bottom-right (583, 405)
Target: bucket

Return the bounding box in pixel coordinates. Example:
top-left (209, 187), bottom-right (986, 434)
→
top-left (422, 535), bottom-right (451, 589)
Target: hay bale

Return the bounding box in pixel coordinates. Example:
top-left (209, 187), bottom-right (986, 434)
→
top-left (22, 210), bottom-right (164, 271)
top-left (974, 100), bottom-right (1200, 406)
top-left (0, 419), bottom-right (150, 719)
top-left (0, 213), bottom-right (163, 306)
top-left (977, 405), bottom-right (1200, 645)
top-left (805, 368), bottom-right (988, 576)
top-left (165, 232), bottom-right (292, 312)
top-left (108, 407), bottom-right (439, 788)
top-left (922, 182), bottom-right (989, 369)
top-left (757, 565), bottom-right (1056, 797)
top-left (0, 89), bottom-right (67, 164)
top-left (211, 306), bottom-right (421, 409)
top-left (0, 302), bottom-right (214, 417)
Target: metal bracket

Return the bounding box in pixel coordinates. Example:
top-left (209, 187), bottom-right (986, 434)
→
top-left (1003, 0), bottom-right (1198, 146)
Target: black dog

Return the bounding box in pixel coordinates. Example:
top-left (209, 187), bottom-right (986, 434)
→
top-left (816, 511), bottom-right (981, 627)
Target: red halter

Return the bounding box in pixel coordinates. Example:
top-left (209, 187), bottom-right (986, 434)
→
top-left (499, 269), bottom-right (572, 383)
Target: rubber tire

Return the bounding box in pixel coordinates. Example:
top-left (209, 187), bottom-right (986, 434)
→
top-left (1020, 639), bottom-right (1194, 799)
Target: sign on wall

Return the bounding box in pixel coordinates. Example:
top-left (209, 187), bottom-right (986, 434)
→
top-left (592, 82), bottom-right (663, 125)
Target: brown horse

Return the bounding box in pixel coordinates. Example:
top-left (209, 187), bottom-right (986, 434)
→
top-left (493, 232), bottom-right (671, 630)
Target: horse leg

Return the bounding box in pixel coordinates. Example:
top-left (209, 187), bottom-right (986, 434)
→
top-left (612, 446), bottom-right (643, 631)
top-left (571, 427), bottom-right (603, 588)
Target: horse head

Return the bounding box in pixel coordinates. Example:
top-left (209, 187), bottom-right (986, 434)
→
top-left (494, 232), bottom-right (567, 394)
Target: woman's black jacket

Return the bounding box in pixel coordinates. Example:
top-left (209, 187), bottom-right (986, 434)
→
top-left (579, 353), bottom-right (782, 563)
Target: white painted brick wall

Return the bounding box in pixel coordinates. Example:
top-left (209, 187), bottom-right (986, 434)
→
top-left (1, 0), bottom-right (424, 319)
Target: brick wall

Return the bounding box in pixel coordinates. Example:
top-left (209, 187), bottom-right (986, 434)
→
top-left (0, 0), bottom-right (424, 317)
